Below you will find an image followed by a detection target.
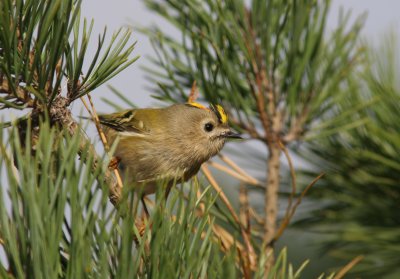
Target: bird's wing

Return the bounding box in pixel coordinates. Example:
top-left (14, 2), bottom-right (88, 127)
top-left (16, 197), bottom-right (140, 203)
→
top-left (98, 109), bottom-right (149, 135)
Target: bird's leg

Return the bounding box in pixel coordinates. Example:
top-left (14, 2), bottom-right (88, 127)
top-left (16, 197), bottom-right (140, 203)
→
top-left (108, 156), bottom-right (121, 170)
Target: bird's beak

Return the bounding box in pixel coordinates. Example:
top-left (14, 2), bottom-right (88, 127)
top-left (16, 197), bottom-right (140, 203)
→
top-left (223, 130), bottom-right (242, 139)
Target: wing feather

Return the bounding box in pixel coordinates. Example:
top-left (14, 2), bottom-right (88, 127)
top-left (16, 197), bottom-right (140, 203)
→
top-left (98, 110), bottom-right (148, 135)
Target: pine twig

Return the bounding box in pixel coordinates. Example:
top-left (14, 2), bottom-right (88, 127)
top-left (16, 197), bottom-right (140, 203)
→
top-left (79, 95), bottom-right (123, 204)
top-left (201, 164), bottom-right (257, 271)
top-left (218, 155), bottom-right (256, 182)
top-left (206, 161), bottom-right (261, 187)
top-left (87, 94), bottom-right (123, 189)
top-left (334, 255), bottom-right (364, 279)
top-left (239, 183), bottom-right (251, 233)
top-left (188, 80), bottom-right (199, 103)
top-left (249, 207), bottom-right (264, 226)
top-left (194, 183), bottom-right (248, 268)
top-left (273, 173), bottom-right (325, 242)
top-left (273, 140), bottom-right (296, 243)
top-left (279, 141), bottom-right (296, 211)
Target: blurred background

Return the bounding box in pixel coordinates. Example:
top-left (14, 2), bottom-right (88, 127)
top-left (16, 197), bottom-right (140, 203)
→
top-left (77, 1), bottom-right (400, 277)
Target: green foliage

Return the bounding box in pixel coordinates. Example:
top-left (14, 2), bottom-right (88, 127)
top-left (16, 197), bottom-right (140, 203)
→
top-left (143, 0), bottom-right (364, 138)
top-left (296, 36), bottom-right (400, 278)
top-left (0, 0), bottom-right (137, 110)
top-left (0, 122), bottom-right (323, 278)
top-left (0, 122), bottom-right (109, 278)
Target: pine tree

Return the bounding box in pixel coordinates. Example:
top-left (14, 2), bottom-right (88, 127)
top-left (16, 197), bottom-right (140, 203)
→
top-left (0, 0), bottom-right (371, 278)
top-left (296, 35), bottom-right (400, 278)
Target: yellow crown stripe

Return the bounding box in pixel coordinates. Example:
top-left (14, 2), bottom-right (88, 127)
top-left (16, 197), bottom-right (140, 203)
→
top-left (187, 102), bottom-right (228, 124)
top-left (215, 104), bottom-right (228, 124)
top-left (186, 102), bottom-right (209, 110)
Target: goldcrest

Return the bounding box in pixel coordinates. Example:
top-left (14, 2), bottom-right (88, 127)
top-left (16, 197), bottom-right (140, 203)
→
top-left (98, 102), bottom-right (241, 195)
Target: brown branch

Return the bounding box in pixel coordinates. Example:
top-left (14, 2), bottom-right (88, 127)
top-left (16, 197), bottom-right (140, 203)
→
top-left (201, 164), bottom-right (257, 271)
top-left (218, 154), bottom-right (262, 186)
top-left (212, 223), bottom-right (245, 254)
top-left (81, 94), bottom-right (124, 191)
top-left (188, 80), bottom-right (199, 103)
top-left (206, 160), bottom-right (262, 187)
top-left (239, 183), bottom-right (251, 233)
top-left (244, 10), bottom-right (285, 274)
top-left (244, 9), bottom-right (275, 142)
top-left (270, 140), bottom-right (297, 243)
top-left (0, 77), bottom-right (35, 107)
top-left (0, 29), bottom-right (39, 109)
top-left (201, 165), bottom-right (240, 226)
top-left (334, 255), bottom-right (364, 279)
top-left (194, 183), bottom-right (249, 274)
top-left (263, 145), bottom-right (281, 271)
top-left (249, 207), bottom-right (264, 226)
top-left (244, 67), bottom-right (259, 101)
top-left (278, 140), bottom-right (296, 226)
top-left (273, 173), bottom-right (325, 242)
top-left (282, 105), bottom-right (309, 143)
top-left (251, 60), bottom-right (271, 140)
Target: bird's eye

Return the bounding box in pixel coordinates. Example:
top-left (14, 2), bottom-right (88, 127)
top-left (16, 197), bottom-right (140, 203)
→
top-left (204, 122), bottom-right (214, 132)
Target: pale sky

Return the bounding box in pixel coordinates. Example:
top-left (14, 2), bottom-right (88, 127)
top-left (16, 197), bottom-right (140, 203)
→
top-left (80, 0), bottom-right (400, 111)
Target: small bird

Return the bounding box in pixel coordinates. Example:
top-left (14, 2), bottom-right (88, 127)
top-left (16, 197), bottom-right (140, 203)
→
top-left (98, 102), bottom-right (241, 196)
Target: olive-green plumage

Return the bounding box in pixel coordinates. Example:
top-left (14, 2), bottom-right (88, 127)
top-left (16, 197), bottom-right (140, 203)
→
top-left (99, 103), bottom-right (240, 195)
